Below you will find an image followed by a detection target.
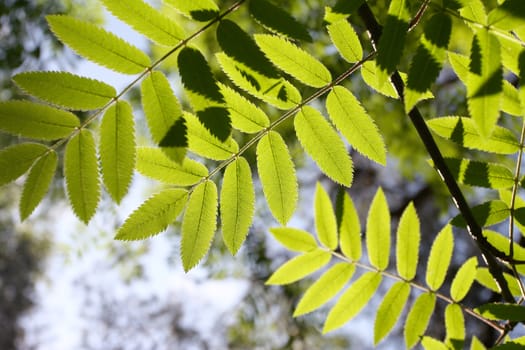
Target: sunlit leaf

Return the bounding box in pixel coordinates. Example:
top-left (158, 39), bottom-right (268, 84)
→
top-left (366, 188), bottom-right (390, 271)
top-left (450, 257), bottom-right (478, 302)
top-left (0, 143), bottom-right (49, 186)
top-left (64, 129), bottom-right (100, 223)
top-left (294, 263), bottom-right (355, 316)
top-left (445, 303), bottom-right (465, 350)
top-left (220, 157), bottom-right (255, 255)
top-left (476, 303), bottom-right (525, 321)
top-left (470, 336), bottom-right (487, 350)
top-left (269, 227), bottom-right (318, 253)
top-left (181, 180), bottom-right (218, 271)
top-left (13, 71), bottom-right (115, 111)
top-left (19, 150), bottom-right (57, 220)
top-left (327, 19), bottom-right (362, 63)
top-left (314, 183), bottom-right (338, 250)
top-left (326, 86), bottom-right (386, 165)
top-left (422, 337), bottom-right (449, 350)
top-left (164, 0), bottom-right (219, 21)
top-left (115, 189), bottom-right (188, 240)
top-left (476, 267), bottom-right (522, 296)
top-left (426, 224), bottom-right (454, 291)
top-left (443, 158), bottom-right (514, 189)
top-left (266, 248), bottom-right (332, 285)
top-left (488, 0), bottom-right (525, 31)
top-left (396, 202), bottom-right (420, 280)
top-left (47, 15), bottom-right (150, 74)
top-left (502, 80), bottom-right (522, 117)
top-left (0, 101), bottom-right (79, 140)
top-left (451, 200), bottom-right (509, 228)
top-left (323, 272), bottom-right (382, 333)
top-left (374, 281), bottom-right (410, 345)
top-left (295, 106), bottom-right (353, 186)
top-left (459, 0), bottom-right (487, 26)
top-left (405, 292), bottom-right (436, 349)
top-left (257, 131), bottom-right (298, 225)
top-left (361, 61), bottom-right (399, 98)
top-left (337, 190), bottom-right (361, 260)
top-left (482, 230), bottom-right (525, 275)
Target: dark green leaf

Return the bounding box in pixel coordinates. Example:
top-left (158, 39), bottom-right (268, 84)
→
top-left (442, 158), bottom-right (514, 189)
top-left (476, 303), bottom-right (525, 322)
top-left (451, 200), bottom-right (509, 228)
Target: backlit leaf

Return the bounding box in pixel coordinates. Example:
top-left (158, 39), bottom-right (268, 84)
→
top-left (470, 337), bottom-right (487, 350)
top-left (323, 272), bottom-right (382, 333)
top-left (220, 157), bottom-right (255, 255)
top-left (443, 158), bottom-right (514, 189)
top-left (396, 202), bottom-right (420, 280)
top-left (100, 100), bottom-right (136, 203)
top-left (314, 183), bottom-right (338, 250)
top-left (445, 303), bottom-right (465, 350)
top-left (450, 257), bottom-right (478, 302)
top-left (0, 143), bottom-right (49, 186)
top-left (502, 80), bottom-right (522, 117)
top-left (19, 150), bottom-right (57, 220)
top-left (181, 180), bottom-right (218, 271)
top-left (0, 101), bottom-right (79, 140)
top-left (164, 0), bottom-right (219, 21)
top-left (115, 189), bottom-right (187, 240)
top-left (476, 267), bottom-right (522, 296)
top-left (136, 147), bottom-right (208, 185)
top-left (482, 230), bottom-right (525, 275)
top-left (374, 281), bottom-right (410, 345)
top-left (366, 188), bottom-right (390, 271)
top-left (327, 19), bottom-right (362, 63)
top-left (294, 263), bottom-right (355, 316)
top-left (476, 303), bottom-right (525, 322)
top-left (426, 224), bottom-right (454, 291)
top-left (337, 190), bottom-right (361, 260)
top-left (295, 106), bottom-right (353, 186)
top-left (459, 0), bottom-right (487, 26)
top-left (47, 15), bottom-right (150, 74)
top-left (405, 292), bottom-right (436, 349)
top-left (13, 71), bottom-right (116, 111)
top-left (451, 200), bottom-right (509, 228)
top-left (427, 116), bottom-right (519, 154)
top-left (422, 337), bottom-right (449, 350)
top-left (257, 131), bottom-right (298, 225)
top-left (326, 86), bottom-right (386, 165)
top-left (254, 34), bottom-right (332, 88)
top-left (64, 129), bottom-right (100, 223)
top-left (269, 227), bottom-right (318, 253)
top-left (488, 0), bottom-right (525, 31)
top-left (266, 248), bottom-right (331, 285)
top-left (361, 61), bottom-right (399, 98)
top-left (101, 0), bottom-right (185, 46)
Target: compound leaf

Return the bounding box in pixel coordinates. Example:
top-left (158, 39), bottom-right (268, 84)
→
top-left (314, 183), bottom-right (338, 250)
top-left (374, 281), bottom-right (411, 345)
top-left (269, 227), bottom-right (318, 253)
top-left (426, 224), bottom-right (454, 291)
top-left (0, 143), bottom-right (49, 186)
top-left (266, 248), bottom-right (332, 285)
top-left (366, 188), bottom-right (390, 271)
top-left (405, 292), bottom-right (436, 349)
top-left (396, 202), bottom-right (420, 281)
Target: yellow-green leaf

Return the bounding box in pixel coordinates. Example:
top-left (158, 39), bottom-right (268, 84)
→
top-left (337, 191), bottom-right (361, 260)
top-left (445, 303), bottom-right (465, 349)
top-left (405, 292), bottom-right (436, 349)
top-left (266, 248), bottom-right (331, 285)
top-left (314, 182), bottom-right (338, 250)
top-left (257, 131), bottom-right (298, 225)
top-left (269, 227), bottom-right (318, 253)
top-left (294, 263), bottom-right (355, 316)
top-left (476, 303), bottom-right (525, 322)
top-left (295, 106), bottom-right (353, 186)
top-left (0, 143), bottom-right (49, 186)
top-left (181, 180), bottom-right (218, 271)
top-left (475, 267), bottom-right (522, 296)
top-left (326, 86), bottom-right (386, 165)
top-left (396, 202), bottom-right (420, 281)
top-left (220, 157), bottom-right (255, 255)
top-left (443, 158), bottom-right (514, 189)
top-left (327, 19), bottom-right (362, 63)
top-left (164, 0), bottom-right (219, 21)
top-left (20, 150), bottom-right (57, 220)
top-left (450, 257), bottom-right (478, 302)
top-left (426, 224), bottom-right (454, 291)
top-left (422, 337), bottom-right (449, 350)
top-left (374, 281), bottom-right (411, 345)
top-left (64, 129), bottom-right (100, 223)
top-left (366, 188), bottom-right (390, 271)
top-left (0, 101), bottom-right (79, 140)
top-left (13, 71), bottom-right (116, 111)
top-left (115, 189), bottom-right (188, 240)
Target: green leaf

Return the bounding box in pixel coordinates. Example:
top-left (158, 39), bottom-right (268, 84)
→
top-left (482, 230), bottom-right (525, 275)
top-left (164, 0), bottom-right (219, 21)
top-left (13, 71), bottom-right (116, 111)
top-left (249, 0), bottom-right (312, 42)
top-left (323, 272), bottom-right (382, 333)
top-left (184, 112), bottom-right (238, 160)
top-left (396, 202), bottom-right (420, 281)
top-left (451, 200), bottom-right (509, 228)
top-left (448, 51), bottom-right (469, 84)
top-left (467, 29), bottom-right (502, 138)
top-left (216, 52), bottom-right (301, 109)
top-left (19, 150), bottom-right (57, 220)
top-left (141, 71), bottom-right (186, 162)
top-left (47, 15), bottom-right (150, 74)
top-left (294, 263), bottom-right (355, 316)
top-left (361, 61), bottom-right (399, 98)
top-left (218, 83), bottom-right (269, 133)
top-left (488, 0), bottom-right (525, 31)
top-left (181, 180), bottom-right (218, 271)
top-left (366, 188), bottom-right (390, 270)
top-left (405, 13), bottom-right (451, 111)
top-left (266, 248), bottom-right (331, 285)
top-left (295, 106), bottom-right (353, 186)
top-left (374, 281), bottom-right (411, 345)
top-left (136, 147), bottom-right (208, 185)
top-left (64, 129), bottom-right (100, 223)
top-left (459, 0), bottom-right (487, 26)
top-left (314, 183), bottom-right (338, 250)
top-left (375, 0), bottom-right (410, 86)
top-left (470, 337), bottom-right (487, 350)
top-left (100, 100), bottom-right (136, 203)
top-left (427, 116), bottom-right (519, 154)
top-left (476, 267), bottom-right (522, 296)
top-left (220, 157), bottom-right (255, 255)
top-left (100, 0), bottom-right (185, 46)
top-left (324, 0), bottom-right (364, 24)
top-left (450, 257), bottom-right (478, 302)
top-left (337, 190), bottom-right (361, 260)
top-left (254, 34), bottom-right (332, 88)
top-left (269, 227), bottom-right (318, 253)
top-left (257, 131), bottom-right (298, 225)
top-left (426, 224), bottom-right (454, 291)
top-left (327, 19), bottom-right (362, 63)
top-left (476, 303), bottom-right (525, 322)
top-left (0, 143), bottom-right (49, 186)
top-left (326, 86), bottom-right (386, 165)
top-left (498, 35), bottom-right (522, 76)
top-left (445, 304), bottom-right (465, 350)
top-left (502, 80), bottom-right (522, 117)
top-left (0, 101), bottom-right (79, 140)
top-left (443, 158), bottom-right (514, 189)
top-left (422, 337), bottom-right (449, 350)
top-left (405, 292), bottom-right (436, 349)
top-left (115, 189), bottom-right (188, 240)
